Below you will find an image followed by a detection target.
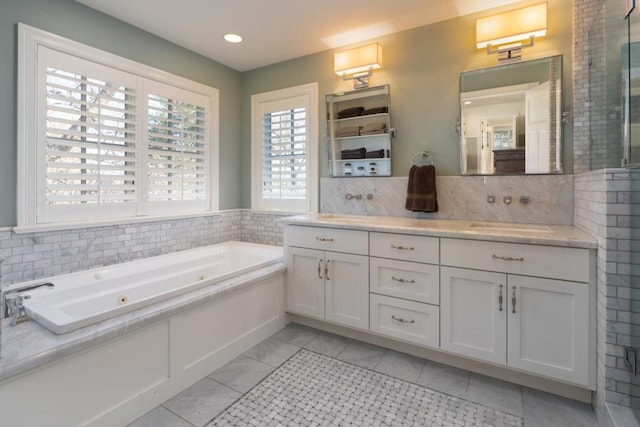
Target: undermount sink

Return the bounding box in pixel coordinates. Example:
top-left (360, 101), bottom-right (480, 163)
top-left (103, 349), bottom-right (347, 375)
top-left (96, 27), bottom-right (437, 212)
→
top-left (469, 222), bottom-right (553, 233)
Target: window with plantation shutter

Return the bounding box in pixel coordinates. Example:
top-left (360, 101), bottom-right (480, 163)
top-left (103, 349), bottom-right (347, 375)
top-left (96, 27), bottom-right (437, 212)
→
top-left (261, 107), bottom-right (307, 200)
top-left (18, 24), bottom-right (219, 230)
top-left (251, 83), bottom-right (318, 212)
top-left (145, 82), bottom-right (210, 214)
top-left (41, 48), bottom-right (140, 223)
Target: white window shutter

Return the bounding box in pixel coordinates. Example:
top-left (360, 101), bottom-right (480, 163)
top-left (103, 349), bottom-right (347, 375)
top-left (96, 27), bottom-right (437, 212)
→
top-left (41, 48), bottom-right (140, 223)
top-left (145, 81), bottom-right (211, 214)
top-left (261, 107), bottom-right (308, 201)
top-left (251, 83), bottom-right (318, 213)
top-left (17, 24), bottom-right (220, 229)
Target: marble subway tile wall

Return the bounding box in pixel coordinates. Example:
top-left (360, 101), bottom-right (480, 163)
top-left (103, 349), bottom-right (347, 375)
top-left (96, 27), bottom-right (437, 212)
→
top-left (241, 211), bottom-right (291, 246)
top-left (574, 169), bottom-right (635, 412)
top-left (321, 175), bottom-right (574, 225)
top-left (0, 209), bottom-right (289, 288)
top-left (0, 211), bottom-right (241, 287)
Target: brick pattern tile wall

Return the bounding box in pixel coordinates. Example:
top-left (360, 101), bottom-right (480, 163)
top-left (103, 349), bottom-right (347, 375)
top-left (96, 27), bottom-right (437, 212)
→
top-left (0, 210), bottom-right (288, 287)
top-left (240, 211), bottom-right (292, 246)
top-left (575, 170), bottom-right (635, 414)
top-left (572, 0), bottom-right (640, 420)
top-left (573, 0), bottom-right (606, 174)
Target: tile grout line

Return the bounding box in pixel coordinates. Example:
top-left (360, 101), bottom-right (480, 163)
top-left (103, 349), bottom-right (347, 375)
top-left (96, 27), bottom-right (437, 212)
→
top-left (204, 347), bottom-right (305, 426)
top-left (265, 329), bottom-right (527, 419)
top-left (275, 329), bottom-right (522, 417)
top-left (212, 349), bottom-right (524, 426)
top-left (159, 404), bottom-right (198, 427)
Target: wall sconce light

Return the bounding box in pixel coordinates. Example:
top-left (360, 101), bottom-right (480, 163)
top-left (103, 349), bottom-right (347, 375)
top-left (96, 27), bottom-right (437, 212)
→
top-left (334, 43), bottom-right (382, 89)
top-left (476, 2), bottom-right (547, 63)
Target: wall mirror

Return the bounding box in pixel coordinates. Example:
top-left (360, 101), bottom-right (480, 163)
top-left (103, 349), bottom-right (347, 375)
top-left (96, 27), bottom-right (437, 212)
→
top-left (460, 55), bottom-right (563, 175)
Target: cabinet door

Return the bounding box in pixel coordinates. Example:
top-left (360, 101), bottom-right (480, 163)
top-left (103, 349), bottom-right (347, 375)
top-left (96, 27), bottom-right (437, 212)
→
top-left (325, 252), bottom-right (369, 330)
top-left (287, 247), bottom-right (325, 319)
top-left (507, 275), bottom-right (589, 386)
top-left (441, 267), bottom-right (507, 364)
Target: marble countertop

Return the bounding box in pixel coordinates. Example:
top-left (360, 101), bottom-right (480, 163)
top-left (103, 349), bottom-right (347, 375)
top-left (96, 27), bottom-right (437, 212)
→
top-left (281, 214), bottom-right (597, 249)
top-left (0, 262), bottom-right (285, 384)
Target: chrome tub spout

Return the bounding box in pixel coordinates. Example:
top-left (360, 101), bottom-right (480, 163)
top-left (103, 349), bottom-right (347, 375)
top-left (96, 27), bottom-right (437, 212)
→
top-left (3, 282), bottom-right (55, 326)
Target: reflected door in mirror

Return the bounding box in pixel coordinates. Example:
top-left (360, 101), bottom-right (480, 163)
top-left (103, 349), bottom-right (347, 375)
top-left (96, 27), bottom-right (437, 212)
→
top-left (460, 56), bottom-right (562, 175)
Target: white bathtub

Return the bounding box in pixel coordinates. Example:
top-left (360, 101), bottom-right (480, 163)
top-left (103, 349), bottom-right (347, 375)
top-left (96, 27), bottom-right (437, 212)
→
top-left (5, 241), bottom-right (283, 334)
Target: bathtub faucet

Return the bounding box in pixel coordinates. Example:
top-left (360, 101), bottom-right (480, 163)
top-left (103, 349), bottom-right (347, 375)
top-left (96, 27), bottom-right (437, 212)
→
top-left (3, 282), bottom-right (54, 326)
top-left (5, 293), bottom-right (29, 326)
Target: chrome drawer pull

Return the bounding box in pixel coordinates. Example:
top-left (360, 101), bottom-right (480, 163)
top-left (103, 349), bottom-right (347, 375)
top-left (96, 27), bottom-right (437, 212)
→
top-left (316, 237), bottom-right (335, 242)
top-left (391, 244), bottom-right (415, 251)
top-left (492, 255), bottom-right (524, 262)
top-left (391, 315), bottom-right (415, 324)
top-left (498, 284), bottom-right (503, 312)
top-left (391, 276), bottom-right (416, 284)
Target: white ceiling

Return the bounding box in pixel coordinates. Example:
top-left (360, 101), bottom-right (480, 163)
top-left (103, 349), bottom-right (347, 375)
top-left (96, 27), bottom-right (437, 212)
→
top-left (73, 0), bottom-right (525, 72)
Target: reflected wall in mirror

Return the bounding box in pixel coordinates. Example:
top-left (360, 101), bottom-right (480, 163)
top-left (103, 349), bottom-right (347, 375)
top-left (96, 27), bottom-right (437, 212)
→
top-left (460, 56), bottom-right (563, 175)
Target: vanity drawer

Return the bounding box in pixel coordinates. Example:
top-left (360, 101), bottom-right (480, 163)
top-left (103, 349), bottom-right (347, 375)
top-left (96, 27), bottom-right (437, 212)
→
top-left (370, 232), bottom-right (439, 264)
top-left (370, 257), bottom-right (439, 304)
top-left (441, 238), bottom-right (591, 283)
top-left (370, 294), bottom-right (439, 348)
top-left (286, 225), bottom-right (368, 255)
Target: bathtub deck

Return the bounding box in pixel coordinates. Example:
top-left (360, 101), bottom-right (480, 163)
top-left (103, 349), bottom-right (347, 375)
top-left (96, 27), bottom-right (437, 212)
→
top-left (0, 262), bottom-right (285, 383)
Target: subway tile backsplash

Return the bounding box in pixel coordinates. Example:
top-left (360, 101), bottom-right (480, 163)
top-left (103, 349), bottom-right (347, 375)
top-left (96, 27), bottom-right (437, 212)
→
top-left (0, 210), bottom-right (288, 287)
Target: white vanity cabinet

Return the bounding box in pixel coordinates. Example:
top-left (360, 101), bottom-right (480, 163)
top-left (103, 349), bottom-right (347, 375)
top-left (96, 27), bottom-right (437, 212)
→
top-left (440, 238), bottom-right (593, 386)
top-left (369, 232), bottom-right (440, 348)
top-left (286, 225), bottom-right (369, 330)
top-left (283, 218), bottom-right (596, 390)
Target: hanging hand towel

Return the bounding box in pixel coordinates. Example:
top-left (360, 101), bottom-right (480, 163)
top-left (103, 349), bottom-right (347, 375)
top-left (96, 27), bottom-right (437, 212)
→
top-left (405, 165), bottom-right (438, 212)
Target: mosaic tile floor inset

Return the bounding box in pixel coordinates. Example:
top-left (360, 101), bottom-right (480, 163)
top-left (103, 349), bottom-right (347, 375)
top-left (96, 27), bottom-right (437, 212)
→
top-left (211, 349), bottom-right (523, 427)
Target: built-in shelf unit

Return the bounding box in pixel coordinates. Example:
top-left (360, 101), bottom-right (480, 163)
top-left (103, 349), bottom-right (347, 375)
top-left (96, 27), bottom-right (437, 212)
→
top-left (326, 85), bottom-right (393, 177)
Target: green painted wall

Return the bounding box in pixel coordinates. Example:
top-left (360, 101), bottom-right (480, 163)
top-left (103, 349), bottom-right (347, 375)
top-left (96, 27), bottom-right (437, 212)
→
top-left (240, 0), bottom-right (573, 208)
top-left (0, 0), bottom-right (573, 222)
top-left (0, 0), bottom-right (242, 226)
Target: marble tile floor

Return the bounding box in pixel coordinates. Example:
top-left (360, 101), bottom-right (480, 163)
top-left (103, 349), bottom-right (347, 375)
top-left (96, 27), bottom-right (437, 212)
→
top-left (128, 323), bottom-right (598, 427)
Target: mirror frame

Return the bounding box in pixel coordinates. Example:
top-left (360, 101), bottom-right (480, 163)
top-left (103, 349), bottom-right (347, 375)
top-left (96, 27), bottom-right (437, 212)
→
top-left (459, 55), bottom-right (563, 176)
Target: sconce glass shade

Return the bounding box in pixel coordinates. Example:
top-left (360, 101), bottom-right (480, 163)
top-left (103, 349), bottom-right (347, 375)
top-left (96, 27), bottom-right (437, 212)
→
top-left (476, 3), bottom-right (547, 49)
top-left (334, 43), bottom-right (382, 76)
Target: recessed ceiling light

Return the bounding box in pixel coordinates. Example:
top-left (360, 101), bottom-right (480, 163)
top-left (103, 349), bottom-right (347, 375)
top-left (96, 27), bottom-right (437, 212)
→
top-left (224, 33), bottom-right (243, 43)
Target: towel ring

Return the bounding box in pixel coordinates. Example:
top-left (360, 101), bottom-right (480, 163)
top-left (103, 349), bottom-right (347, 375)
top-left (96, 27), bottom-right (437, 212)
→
top-left (411, 151), bottom-right (434, 166)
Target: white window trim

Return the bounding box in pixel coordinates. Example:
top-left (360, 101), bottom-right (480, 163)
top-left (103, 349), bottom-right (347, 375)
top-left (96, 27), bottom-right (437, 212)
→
top-left (251, 83), bottom-right (319, 213)
top-left (17, 23), bottom-right (220, 231)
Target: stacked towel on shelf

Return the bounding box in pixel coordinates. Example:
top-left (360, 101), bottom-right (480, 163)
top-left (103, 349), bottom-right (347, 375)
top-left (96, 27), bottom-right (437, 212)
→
top-left (360, 122), bottom-right (387, 135)
top-left (365, 149), bottom-right (385, 159)
top-left (335, 126), bottom-right (362, 138)
top-left (337, 106), bottom-right (364, 119)
top-left (341, 148), bottom-right (366, 159)
top-left (362, 106), bottom-right (388, 115)
top-left (405, 165), bottom-right (438, 212)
